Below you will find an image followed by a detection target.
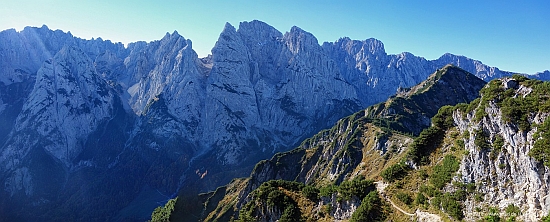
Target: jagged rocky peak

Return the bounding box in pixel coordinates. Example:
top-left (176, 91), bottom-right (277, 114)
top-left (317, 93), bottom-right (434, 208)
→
top-left (283, 26), bottom-right (320, 54)
top-left (124, 28), bottom-right (201, 116)
top-left (212, 22), bottom-right (249, 62)
top-left (329, 37), bottom-right (387, 59)
top-left (363, 38), bottom-right (386, 55)
top-left (238, 20), bottom-right (283, 40)
top-left (1, 44), bottom-right (113, 168)
top-left (159, 30), bottom-right (193, 51)
top-left (151, 30), bottom-right (192, 62)
top-left (203, 21), bottom-right (260, 165)
top-left (236, 20), bottom-right (283, 65)
top-left (0, 24), bottom-right (127, 87)
top-left (435, 53), bottom-right (505, 81)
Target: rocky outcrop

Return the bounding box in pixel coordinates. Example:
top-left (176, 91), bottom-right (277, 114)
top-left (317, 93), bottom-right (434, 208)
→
top-left (454, 79), bottom-right (550, 221)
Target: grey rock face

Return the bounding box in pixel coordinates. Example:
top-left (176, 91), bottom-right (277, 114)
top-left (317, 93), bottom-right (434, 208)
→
top-left (0, 45), bottom-right (115, 198)
top-left (434, 53), bottom-right (510, 80)
top-left (454, 80), bottom-right (550, 221)
top-left (323, 38), bottom-right (521, 106)
top-left (19, 45), bottom-right (112, 161)
top-left (217, 22), bottom-right (361, 161)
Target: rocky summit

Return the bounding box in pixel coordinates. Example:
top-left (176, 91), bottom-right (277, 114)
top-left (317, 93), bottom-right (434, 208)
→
top-left (0, 20), bottom-right (548, 221)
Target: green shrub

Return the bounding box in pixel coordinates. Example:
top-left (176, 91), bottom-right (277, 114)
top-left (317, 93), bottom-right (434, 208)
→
top-left (380, 162), bottom-right (409, 182)
top-left (396, 192), bottom-right (412, 205)
top-left (319, 184), bottom-right (337, 197)
top-left (432, 105), bottom-right (456, 129)
top-left (323, 203), bottom-right (333, 215)
top-left (455, 139), bottom-right (465, 149)
top-left (474, 193), bottom-right (484, 202)
top-left (505, 204), bottom-right (520, 221)
top-left (466, 183), bottom-right (476, 193)
top-left (415, 192), bottom-right (427, 205)
top-left (475, 104), bottom-right (488, 121)
top-left (501, 96), bottom-right (533, 131)
top-left (408, 127), bottom-right (443, 164)
top-left (418, 169), bottom-right (429, 180)
top-left (490, 135), bottom-right (505, 160)
top-left (480, 79), bottom-right (504, 103)
top-left (474, 128), bottom-right (490, 150)
top-left (279, 205), bottom-right (300, 222)
top-left (430, 155), bottom-right (460, 189)
top-left (407, 105), bottom-right (456, 165)
top-left (238, 180), bottom-right (304, 221)
top-left (512, 74), bottom-right (529, 82)
top-left (465, 98), bottom-right (480, 116)
top-left (530, 118), bottom-right (550, 167)
top-left (463, 129), bottom-right (470, 139)
top-left (420, 185), bottom-right (440, 197)
top-left (453, 189), bottom-right (467, 201)
top-left (266, 189), bottom-right (286, 207)
top-left (484, 207), bottom-right (500, 222)
top-left (474, 79), bottom-right (505, 121)
top-left (350, 191), bottom-right (385, 222)
top-left (431, 196), bottom-right (441, 208)
top-left (151, 197), bottom-right (178, 222)
top-left (301, 185), bottom-right (320, 201)
top-left (338, 176), bottom-right (375, 200)
top-left (493, 135), bottom-right (504, 149)
top-left (441, 193), bottom-right (464, 220)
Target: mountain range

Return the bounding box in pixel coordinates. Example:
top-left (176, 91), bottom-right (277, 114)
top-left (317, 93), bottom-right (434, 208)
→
top-left (182, 67), bottom-right (550, 221)
top-left (0, 20), bottom-right (548, 221)
top-left (177, 64), bottom-right (486, 221)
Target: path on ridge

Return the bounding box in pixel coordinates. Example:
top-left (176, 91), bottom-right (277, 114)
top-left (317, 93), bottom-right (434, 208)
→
top-left (374, 181), bottom-right (442, 221)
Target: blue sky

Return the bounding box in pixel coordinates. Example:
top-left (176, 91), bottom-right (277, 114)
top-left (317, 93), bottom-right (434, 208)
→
top-left (1, 0), bottom-right (548, 73)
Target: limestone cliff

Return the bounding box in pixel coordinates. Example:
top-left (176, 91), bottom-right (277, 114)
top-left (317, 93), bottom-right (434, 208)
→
top-left (454, 77), bottom-right (550, 221)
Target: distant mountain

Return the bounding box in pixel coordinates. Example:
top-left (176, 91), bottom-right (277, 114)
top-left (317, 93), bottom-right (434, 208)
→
top-left (530, 70), bottom-right (550, 81)
top-left (0, 21), bottom-right (546, 221)
top-left (364, 64), bottom-right (486, 136)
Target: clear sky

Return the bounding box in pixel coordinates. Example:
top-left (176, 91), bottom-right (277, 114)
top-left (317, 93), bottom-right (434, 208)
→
top-left (1, 0), bottom-right (548, 74)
